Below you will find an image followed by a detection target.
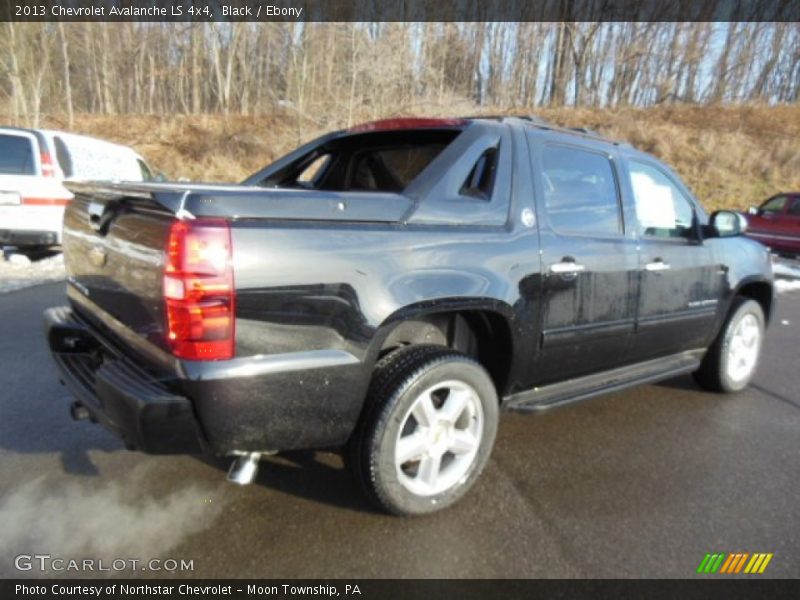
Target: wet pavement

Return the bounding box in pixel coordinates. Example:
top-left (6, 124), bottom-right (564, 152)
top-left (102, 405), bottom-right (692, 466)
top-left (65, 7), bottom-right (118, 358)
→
top-left (1, 282), bottom-right (798, 578)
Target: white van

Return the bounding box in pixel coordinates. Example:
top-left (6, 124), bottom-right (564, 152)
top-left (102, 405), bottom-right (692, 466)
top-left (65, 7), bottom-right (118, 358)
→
top-left (0, 127), bottom-right (155, 248)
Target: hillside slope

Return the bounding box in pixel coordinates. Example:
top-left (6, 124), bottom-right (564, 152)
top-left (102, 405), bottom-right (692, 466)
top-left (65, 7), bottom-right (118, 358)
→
top-left (26, 104), bottom-right (800, 212)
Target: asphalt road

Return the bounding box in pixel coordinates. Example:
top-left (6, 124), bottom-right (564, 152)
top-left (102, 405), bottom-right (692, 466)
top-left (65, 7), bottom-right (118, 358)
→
top-left (1, 282), bottom-right (798, 579)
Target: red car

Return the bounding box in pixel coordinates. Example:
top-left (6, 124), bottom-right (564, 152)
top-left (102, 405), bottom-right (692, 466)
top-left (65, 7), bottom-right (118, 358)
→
top-left (744, 193), bottom-right (800, 256)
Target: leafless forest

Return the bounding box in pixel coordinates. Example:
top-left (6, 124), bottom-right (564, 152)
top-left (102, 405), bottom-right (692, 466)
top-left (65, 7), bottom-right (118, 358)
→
top-left (2, 22), bottom-right (799, 126)
top-left (1, 21), bottom-right (798, 210)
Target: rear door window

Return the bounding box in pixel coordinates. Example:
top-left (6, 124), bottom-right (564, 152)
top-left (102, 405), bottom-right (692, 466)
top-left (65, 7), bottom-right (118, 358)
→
top-left (541, 144), bottom-right (622, 236)
top-left (0, 134), bottom-right (36, 175)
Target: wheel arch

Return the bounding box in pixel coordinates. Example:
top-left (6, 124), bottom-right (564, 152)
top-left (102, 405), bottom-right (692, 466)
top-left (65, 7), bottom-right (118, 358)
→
top-left (368, 299), bottom-right (516, 398)
top-left (734, 277), bottom-right (774, 325)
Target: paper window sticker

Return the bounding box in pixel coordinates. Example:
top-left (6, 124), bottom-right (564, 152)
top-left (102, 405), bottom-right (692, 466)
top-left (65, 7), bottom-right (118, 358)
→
top-left (631, 171), bottom-right (676, 230)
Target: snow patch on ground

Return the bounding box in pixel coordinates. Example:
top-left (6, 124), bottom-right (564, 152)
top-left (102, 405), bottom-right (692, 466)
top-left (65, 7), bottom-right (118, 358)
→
top-left (773, 261), bottom-right (800, 280)
top-left (773, 258), bottom-right (800, 294)
top-left (776, 279), bottom-right (800, 294)
top-left (0, 250), bottom-right (65, 293)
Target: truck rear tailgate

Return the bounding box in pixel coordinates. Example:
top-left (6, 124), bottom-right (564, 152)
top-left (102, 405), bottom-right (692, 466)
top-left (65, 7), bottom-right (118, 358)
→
top-left (63, 188), bottom-right (174, 357)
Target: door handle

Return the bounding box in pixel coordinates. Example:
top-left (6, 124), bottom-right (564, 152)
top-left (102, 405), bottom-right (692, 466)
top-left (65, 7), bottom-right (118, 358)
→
top-left (550, 260), bottom-right (586, 275)
top-left (644, 259), bottom-right (671, 272)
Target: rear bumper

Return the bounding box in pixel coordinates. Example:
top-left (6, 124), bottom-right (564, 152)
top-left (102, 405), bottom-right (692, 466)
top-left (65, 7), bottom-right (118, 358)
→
top-left (0, 229), bottom-right (60, 246)
top-left (44, 306), bottom-right (205, 454)
top-left (45, 302), bottom-right (369, 455)
top-left (0, 204), bottom-right (65, 245)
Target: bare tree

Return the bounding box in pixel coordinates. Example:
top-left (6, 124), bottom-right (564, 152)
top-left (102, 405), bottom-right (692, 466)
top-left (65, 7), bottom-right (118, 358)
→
top-left (0, 22), bottom-right (797, 122)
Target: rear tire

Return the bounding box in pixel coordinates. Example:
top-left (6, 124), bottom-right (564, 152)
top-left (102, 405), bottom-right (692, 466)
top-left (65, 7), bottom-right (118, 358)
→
top-left (347, 345), bottom-right (499, 516)
top-left (693, 298), bottom-right (765, 393)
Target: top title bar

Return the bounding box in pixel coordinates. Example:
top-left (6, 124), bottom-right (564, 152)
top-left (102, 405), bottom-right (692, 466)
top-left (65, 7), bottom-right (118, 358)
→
top-left (2, 0), bottom-right (799, 22)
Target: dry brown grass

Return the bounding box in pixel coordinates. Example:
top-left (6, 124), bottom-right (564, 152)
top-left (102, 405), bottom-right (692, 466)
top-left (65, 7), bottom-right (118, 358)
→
top-left (27, 104), bottom-right (800, 212)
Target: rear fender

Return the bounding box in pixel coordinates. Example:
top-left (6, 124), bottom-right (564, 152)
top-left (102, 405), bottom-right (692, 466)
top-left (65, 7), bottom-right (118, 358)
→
top-left (366, 297), bottom-right (517, 385)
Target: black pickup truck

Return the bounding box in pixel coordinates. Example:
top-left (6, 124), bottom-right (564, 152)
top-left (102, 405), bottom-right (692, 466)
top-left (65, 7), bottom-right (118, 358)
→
top-left (45, 117), bottom-right (774, 515)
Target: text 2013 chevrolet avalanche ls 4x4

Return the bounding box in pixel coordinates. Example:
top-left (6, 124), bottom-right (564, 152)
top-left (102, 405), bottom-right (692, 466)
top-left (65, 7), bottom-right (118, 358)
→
top-left (44, 117), bottom-right (774, 515)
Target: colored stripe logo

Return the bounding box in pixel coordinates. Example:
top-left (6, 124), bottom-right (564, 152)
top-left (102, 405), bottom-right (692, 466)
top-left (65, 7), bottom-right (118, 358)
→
top-left (697, 552), bottom-right (773, 574)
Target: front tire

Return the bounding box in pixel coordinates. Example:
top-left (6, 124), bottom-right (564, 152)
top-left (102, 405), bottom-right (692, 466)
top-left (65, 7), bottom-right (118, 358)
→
top-left (347, 345), bottom-right (499, 516)
top-left (693, 298), bottom-right (765, 393)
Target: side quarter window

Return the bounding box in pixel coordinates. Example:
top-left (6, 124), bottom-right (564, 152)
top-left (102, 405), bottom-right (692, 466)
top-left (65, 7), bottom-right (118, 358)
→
top-left (460, 145), bottom-right (498, 201)
top-left (628, 161), bottom-right (695, 239)
top-left (137, 159), bottom-right (153, 181)
top-left (298, 154), bottom-right (330, 180)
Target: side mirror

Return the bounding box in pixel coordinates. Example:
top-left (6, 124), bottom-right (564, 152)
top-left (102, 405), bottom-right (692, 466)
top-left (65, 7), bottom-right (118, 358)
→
top-left (152, 171), bottom-right (168, 183)
top-left (747, 206), bottom-right (759, 215)
top-left (709, 210), bottom-right (748, 238)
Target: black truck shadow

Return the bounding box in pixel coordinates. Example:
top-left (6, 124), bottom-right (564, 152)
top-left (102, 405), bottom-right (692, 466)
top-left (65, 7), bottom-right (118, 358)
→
top-left (654, 373), bottom-right (703, 392)
top-left (198, 450), bottom-right (382, 514)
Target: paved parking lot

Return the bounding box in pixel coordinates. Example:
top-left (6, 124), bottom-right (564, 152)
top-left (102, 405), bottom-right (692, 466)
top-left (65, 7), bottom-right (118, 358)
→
top-left (0, 282), bottom-right (798, 578)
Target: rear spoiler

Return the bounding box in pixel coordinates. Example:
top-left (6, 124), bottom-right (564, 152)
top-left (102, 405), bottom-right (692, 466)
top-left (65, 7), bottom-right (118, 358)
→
top-left (64, 180), bottom-right (412, 223)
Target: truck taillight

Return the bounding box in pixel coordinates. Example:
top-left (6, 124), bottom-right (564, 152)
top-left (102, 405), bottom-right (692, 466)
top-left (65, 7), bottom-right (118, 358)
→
top-left (40, 151), bottom-right (57, 177)
top-left (163, 218), bottom-right (235, 361)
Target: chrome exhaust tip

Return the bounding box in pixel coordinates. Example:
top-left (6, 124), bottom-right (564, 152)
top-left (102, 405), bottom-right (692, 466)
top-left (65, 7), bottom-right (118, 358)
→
top-left (226, 452), bottom-right (262, 485)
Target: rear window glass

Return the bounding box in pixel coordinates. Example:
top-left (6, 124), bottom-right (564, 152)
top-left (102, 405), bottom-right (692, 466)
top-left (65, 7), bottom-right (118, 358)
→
top-left (351, 145), bottom-right (446, 192)
top-left (256, 129), bottom-right (460, 193)
top-left (0, 135), bottom-right (35, 175)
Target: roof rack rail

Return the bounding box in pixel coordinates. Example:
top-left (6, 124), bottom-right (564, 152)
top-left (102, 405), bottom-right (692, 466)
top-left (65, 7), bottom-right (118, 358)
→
top-left (567, 126), bottom-right (599, 136)
top-left (461, 114), bottom-right (630, 147)
top-left (522, 115), bottom-right (554, 126)
top-left (461, 114), bottom-right (555, 127)
top-left (459, 114), bottom-right (510, 122)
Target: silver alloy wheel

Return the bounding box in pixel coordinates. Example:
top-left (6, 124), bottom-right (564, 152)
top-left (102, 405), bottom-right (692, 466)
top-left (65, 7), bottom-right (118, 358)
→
top-left (726, 313), bottom-right (761, 384)
top-left (394, 380), bottom-right (484, 497)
